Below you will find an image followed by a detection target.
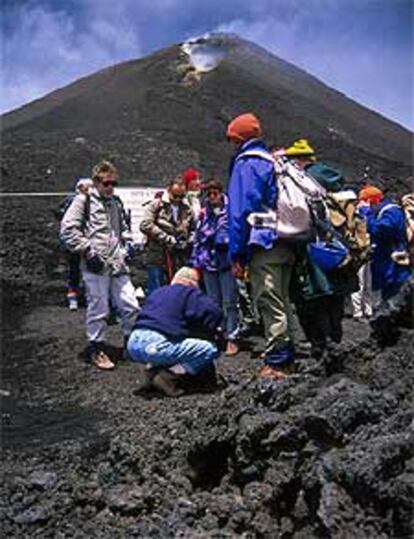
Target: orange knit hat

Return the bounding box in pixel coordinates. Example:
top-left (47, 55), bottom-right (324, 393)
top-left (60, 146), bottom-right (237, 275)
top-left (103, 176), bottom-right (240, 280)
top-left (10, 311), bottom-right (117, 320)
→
top-left (227, 113), bottom-right (262, 143)
top-left (359, 185), bottom-right (384, 205)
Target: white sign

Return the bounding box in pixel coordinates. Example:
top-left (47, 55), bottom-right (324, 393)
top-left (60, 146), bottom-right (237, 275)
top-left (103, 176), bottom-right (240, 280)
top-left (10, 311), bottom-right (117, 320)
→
top-left (115, 187), bottom-right (163, 245)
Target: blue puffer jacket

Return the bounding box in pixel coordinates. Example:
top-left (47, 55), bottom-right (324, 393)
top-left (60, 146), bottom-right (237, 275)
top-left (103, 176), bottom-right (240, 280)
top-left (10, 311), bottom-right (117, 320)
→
top-left (360, 199), bottom-right (410, 298)
top-left (227, 139), bottom-right (277, 263)
top-left (190, 197), bottom-right (231, 272)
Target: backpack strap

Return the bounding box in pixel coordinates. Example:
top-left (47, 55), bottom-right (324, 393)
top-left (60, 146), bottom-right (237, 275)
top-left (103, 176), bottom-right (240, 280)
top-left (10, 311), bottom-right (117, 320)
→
top-left (377, 203), bottom-right (400, 220)
top-left (78, 193), bottom-right (90, 232)
top-left (235, 149), bottom-right (274, 163)
top-left (113, 193), bottom-right (131, 232)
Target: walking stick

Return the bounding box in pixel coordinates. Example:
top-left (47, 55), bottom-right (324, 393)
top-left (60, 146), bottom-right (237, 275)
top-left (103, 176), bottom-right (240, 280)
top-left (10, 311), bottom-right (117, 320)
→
top-left (165, 248), bottom-right (174, 283)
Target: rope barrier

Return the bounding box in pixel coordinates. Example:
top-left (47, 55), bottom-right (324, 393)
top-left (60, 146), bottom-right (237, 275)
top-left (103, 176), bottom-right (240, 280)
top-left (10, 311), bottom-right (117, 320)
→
top-left (0, 192), bottom-right (68, 197)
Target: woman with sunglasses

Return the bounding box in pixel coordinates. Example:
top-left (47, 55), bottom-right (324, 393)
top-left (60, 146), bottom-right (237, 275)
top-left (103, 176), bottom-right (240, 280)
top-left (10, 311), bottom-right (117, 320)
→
top-left (191, 179), bottom-right (240, 356)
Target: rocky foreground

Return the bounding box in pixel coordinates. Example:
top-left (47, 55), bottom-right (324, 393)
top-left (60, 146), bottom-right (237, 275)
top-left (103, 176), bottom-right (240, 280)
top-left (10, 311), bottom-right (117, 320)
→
top-left (1, 294), bottom-right (413, 538)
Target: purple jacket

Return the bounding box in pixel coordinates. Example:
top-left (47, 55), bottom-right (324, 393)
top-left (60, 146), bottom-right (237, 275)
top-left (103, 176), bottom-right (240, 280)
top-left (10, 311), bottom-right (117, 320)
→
top-left (190, 197), bottom-right (231, 272)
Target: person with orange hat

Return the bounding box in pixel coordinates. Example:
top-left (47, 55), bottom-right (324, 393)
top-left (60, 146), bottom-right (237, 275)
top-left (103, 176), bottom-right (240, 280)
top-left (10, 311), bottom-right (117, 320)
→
top-left (226, 113), bottom-right (296, 380)
top-left (358, 185), bottom-right (410, 301)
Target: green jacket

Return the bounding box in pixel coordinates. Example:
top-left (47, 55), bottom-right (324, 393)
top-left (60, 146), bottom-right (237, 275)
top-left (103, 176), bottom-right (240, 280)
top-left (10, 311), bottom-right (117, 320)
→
top-left (290, 247), bottom-right (358, 302)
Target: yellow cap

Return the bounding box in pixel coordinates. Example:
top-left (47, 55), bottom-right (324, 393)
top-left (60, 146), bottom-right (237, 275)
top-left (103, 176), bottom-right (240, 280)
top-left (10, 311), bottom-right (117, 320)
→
top-left (285, 139), bottom-right (315, 157)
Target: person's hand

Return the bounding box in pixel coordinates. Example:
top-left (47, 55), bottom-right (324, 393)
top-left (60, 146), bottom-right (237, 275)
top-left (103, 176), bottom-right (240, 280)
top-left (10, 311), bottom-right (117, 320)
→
top-left (165, 235), bottom-right (177, 247)
top-left (175, 239), bottom-right (188, 251)
top-left (124, 242), bottom-right (135, 261)
top-left (86, 250), bottom-right (105, 273)
top-left (231, 261), bottom-right (245, 279)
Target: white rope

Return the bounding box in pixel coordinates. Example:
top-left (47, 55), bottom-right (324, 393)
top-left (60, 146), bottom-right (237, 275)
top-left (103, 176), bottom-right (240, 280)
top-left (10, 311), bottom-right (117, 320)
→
top-left (0, 192), bottom-right (68, 197)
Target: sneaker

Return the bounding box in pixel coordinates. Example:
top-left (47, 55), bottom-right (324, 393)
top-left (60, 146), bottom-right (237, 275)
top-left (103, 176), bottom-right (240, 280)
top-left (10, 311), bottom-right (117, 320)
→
top-left (152, 369), bottom-right (185, 397)
top-left (91, 350), bottom-right (115, 370)
top-left (68, 297), bottom-right (79, 311)
top-left (225, 340), bottom-right (239, 357)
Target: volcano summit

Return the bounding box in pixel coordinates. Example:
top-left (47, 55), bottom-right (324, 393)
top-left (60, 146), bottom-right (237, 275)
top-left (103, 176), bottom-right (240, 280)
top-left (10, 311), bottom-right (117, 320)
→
top-left (2, 34), bottom-right (412, 193)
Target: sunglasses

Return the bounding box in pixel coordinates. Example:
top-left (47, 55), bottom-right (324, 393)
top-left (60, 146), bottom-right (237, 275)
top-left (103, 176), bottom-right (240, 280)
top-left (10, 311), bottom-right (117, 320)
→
top-left (207, 190), bottom-right (221, 197)
top-left (171, 193), bottom-right (185, 200)
top-left (101, 180), bottom-right (118, 187)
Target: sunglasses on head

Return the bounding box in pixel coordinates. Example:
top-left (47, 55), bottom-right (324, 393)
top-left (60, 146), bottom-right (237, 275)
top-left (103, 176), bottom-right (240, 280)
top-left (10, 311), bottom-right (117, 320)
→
top-left (101, 180), bottom-right (118, 187)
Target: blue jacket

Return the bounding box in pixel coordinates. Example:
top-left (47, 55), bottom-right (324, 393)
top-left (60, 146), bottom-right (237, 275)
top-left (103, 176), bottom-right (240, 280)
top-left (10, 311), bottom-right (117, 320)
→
top-left (360, 199), bottom-right (410, 297)
top-left (227, 139), bottom-right (277, 263)
top-left (190, 197), bottom-right (230, 272)
top-left (134, 284), bottom-right (222, 339)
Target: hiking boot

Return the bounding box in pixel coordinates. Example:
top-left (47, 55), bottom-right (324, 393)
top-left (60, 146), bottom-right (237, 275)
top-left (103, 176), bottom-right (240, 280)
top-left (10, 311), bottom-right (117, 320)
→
top-left (225, 340), bottom-right (239, 357)
top-left (152, 369), bottom-right (185, 397)
top-left (91, 350), bottom-right (115, 370)
top-left (181, 364), bottom-right (219, 394)
top-left (134, 365), bottom-right (157, 393)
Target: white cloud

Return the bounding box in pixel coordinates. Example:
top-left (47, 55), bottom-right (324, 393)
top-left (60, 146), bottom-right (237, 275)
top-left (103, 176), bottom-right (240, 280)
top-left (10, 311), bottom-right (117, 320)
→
top-left (1, 2), bottom-right (142, 113)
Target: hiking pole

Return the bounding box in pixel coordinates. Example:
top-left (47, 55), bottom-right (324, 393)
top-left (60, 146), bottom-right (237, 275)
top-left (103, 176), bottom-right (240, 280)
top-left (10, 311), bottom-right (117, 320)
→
top-left (165, 249), bottom-right (174, 283)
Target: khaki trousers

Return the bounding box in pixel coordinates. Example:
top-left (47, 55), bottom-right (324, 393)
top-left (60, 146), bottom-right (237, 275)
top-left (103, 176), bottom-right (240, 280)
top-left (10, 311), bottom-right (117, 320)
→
top-left (249, 244), bottom-right (295, 354)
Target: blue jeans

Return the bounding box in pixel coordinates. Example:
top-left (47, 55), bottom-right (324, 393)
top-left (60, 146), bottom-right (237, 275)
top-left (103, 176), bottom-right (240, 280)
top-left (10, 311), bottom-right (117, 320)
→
top-left (147, 266), bottom-right (167, 296)
top-left (127, 328), bottom-right (220, 375)
top-left (203, 269), bottom-right (239, 339)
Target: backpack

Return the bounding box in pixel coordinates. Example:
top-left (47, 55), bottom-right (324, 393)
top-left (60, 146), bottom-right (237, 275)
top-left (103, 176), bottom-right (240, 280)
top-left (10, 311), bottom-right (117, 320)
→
top-left (236, 150), bottom-right (326, 241)
top-left (401, 194), bottom-right (414, 245)
top-left (55, 193), bottom-right (76, 222)
top-left (326, 191), bottom-right (371, 269)
top-left (306, 162), bottom-right (344, 192)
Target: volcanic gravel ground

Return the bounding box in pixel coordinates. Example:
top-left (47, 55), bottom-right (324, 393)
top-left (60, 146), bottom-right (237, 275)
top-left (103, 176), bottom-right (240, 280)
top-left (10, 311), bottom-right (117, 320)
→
top-left (1, 297), bottom-right (413, 538)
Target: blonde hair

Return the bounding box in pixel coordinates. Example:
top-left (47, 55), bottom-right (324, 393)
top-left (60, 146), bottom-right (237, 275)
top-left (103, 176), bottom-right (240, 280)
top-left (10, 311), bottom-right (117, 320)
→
top-left (92, 160), bottom-right (117, 182)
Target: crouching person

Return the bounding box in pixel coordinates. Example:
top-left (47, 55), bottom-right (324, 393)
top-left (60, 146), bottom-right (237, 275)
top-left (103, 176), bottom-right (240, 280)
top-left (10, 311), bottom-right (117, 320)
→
top-left (60, 160), bottom-right (139, 370)
top-left (127, 267), bottom-right (222, 397)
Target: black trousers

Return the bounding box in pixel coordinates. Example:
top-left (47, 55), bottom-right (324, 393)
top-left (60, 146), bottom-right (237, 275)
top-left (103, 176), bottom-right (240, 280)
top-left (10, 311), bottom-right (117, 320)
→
top-left (296, 294), bottom-right (346, 357)
top-left (67, 252), bottom-right (81, 291)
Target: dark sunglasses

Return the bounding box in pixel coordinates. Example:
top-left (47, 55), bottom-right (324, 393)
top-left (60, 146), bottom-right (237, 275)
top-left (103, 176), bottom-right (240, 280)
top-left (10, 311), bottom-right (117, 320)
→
top-left (207, 190), bottom-right (221, 197)
top-left (101, 180), bottom-right (118, 187)
top-left (171, 193), bottom-right (185, 200)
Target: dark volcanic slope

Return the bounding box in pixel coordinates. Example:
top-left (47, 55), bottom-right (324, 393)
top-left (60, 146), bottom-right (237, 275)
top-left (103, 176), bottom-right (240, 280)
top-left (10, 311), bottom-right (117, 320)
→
top-left (2, 34), bottom-right (412, 194)
top-left (1, 302), bottom-right (413, 538)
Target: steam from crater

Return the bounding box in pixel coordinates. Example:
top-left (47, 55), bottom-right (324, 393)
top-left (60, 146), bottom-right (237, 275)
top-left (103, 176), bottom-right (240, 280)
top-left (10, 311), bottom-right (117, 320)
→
top-left (181, 34), bottom-right (229, 73)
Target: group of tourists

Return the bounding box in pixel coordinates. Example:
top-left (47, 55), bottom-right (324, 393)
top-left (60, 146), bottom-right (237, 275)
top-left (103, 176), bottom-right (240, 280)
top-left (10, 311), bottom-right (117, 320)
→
top-left (59, 112), bottom-right (413, 396)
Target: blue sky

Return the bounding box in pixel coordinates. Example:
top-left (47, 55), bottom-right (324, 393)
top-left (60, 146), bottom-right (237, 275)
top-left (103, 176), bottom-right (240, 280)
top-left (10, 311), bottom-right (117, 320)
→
top-left (1, 0), bottom-right (413, 130)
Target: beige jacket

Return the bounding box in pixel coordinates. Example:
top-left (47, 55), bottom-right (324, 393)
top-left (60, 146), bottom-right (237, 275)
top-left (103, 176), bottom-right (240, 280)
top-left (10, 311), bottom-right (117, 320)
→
top-left (140, 191), bottom-right (194, 267)
top-left (60, 187), bottom-right (132, 275)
